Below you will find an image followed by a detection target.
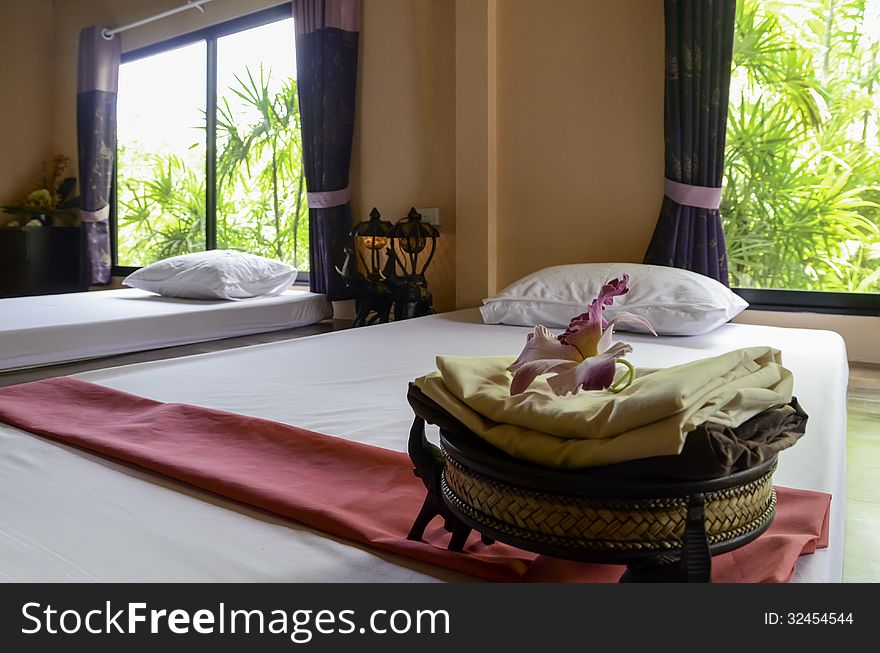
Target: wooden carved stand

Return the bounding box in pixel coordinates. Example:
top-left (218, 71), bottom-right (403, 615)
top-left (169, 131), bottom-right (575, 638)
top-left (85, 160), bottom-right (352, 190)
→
top-left (407, 416), bottom-right (495, 551)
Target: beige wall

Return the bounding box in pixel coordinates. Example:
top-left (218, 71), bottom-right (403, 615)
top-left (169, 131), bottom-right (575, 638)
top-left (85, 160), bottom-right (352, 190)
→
top-left (496, 0), bottom-right (664, 290)
top-left (452, 0), bottom-right (665, 306)
top-left (454, 0), bottom-right (497, 310)
top-left (0, 0), bottom-right (55, 225)
top-left (351, 0), bottom-right (456, 313)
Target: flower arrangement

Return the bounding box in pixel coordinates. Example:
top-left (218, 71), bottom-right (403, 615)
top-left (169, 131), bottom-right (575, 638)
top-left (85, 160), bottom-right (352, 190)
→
top-left (508, 275), bottom-right (656, 396)
top-left (2, 155), bottom-right (79, 228)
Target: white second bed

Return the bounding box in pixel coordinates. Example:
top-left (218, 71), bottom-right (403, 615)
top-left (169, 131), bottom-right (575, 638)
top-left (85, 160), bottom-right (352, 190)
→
top-left (0, 309), bottom-right (847, 582)
top-left (0, 287), bottom-right (332, 371)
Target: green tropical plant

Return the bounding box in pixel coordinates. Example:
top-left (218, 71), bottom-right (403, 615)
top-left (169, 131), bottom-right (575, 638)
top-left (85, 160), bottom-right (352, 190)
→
top-left (117, 151), bottom-right (207, 265)
top-left (2, 155), bottom-right (80, 226)
top-left (116, 66), bottom-right (308, 270)
top-left (724, 0), bottom-right (880, 292)
top-left (216, 66), bottom-right (308, 267)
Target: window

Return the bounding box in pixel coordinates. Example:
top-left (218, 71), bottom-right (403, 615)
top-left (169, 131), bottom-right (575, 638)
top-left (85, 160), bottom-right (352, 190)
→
top-left (113, 5), bottom-right (308, 278)
top-left (116, 41), bottom-right (207, 266)
top-left (724, 0), bottom-right (880, 312)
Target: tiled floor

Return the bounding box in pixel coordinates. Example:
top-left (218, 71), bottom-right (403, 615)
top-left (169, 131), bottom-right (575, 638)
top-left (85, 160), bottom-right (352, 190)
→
top-left (843, 363), bottom-right (880, 582)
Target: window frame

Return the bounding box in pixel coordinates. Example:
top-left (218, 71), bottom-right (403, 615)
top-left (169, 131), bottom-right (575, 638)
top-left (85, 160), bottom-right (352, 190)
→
top-left (732, 288), bottom-right (880, 316)
top-left (110, 3), bottom-right (309, 283)
top-left (723, 4), bottom-right (880, 316)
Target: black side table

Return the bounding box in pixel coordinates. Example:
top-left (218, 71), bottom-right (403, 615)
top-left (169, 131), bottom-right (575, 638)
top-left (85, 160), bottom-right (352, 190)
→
top-left (0, 227), bottom-right (88, 297)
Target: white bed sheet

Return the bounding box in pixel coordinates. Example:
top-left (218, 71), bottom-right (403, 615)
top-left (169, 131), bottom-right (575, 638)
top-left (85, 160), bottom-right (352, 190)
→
top-left (0, 288), bottom-right (332, 371)
top-left (0, 310), bottom-right (847, 582)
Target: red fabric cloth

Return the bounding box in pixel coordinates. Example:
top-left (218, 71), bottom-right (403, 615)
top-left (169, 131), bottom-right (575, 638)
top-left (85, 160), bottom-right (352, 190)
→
top-left (0, 377), bottom-right (831, 583)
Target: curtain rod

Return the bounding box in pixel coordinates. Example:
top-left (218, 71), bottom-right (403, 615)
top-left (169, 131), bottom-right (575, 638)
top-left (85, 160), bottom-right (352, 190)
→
top-left (101, 0), bottom-right (215, 40)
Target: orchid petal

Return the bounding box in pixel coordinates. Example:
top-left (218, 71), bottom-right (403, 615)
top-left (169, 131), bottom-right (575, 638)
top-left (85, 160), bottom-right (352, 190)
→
top-left (596, 322), bottom-right (616, 354)
top-left (507, 326), bottom-right (581, 373)
top-left (558, 275), bottom-right (631, 358)
top-left (595, 274), bottom-right (631, 307)
top-left (509, 359), bottom-right (578, 395)
top-left (546, 341), bottom-right (633, 396)
top-left (558, 315), bottom-right (603, 359)
top-left (606, 311), bottom-right (658, 336)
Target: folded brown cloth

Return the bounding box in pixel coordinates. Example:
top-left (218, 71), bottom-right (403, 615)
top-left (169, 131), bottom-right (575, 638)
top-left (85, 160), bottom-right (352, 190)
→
top-left (408, 384), bottom-right (807, 481)
top-left (597, 398), bottom-right (807, 480)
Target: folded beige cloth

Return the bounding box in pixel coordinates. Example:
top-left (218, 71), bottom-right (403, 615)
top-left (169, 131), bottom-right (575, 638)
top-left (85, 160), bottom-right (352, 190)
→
top-left (414, 347), bottom-right (793, 469)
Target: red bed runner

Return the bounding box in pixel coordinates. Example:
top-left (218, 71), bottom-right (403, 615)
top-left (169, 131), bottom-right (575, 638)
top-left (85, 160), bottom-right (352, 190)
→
top-left (0, 377), bottom-right (831, 583)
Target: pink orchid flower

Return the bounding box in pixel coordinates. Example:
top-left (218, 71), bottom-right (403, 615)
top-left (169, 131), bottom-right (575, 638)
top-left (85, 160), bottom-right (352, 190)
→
top-left (507, 275), bottom-right (656, 396)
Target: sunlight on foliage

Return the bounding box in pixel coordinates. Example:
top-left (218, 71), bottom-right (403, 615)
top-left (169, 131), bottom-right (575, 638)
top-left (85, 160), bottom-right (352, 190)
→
top-left (725, 0), bottom-right (880, 292)
top-left (117, 67), bottom-right (308, 271)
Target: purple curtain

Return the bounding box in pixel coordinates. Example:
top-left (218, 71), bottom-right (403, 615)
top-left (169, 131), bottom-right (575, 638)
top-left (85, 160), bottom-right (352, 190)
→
top-left (643, 0), bottom-right (736, 285)
top-left (293, 0), bottom-right (360, 299)
top-left (77, 26), bottom-right (120, 285)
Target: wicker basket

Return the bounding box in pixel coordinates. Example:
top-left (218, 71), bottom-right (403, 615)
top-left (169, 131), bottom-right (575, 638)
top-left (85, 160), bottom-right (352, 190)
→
top-left (443, 450), bottom-right (775, 558)
top-left (438, 429), bottom-right (777, 566)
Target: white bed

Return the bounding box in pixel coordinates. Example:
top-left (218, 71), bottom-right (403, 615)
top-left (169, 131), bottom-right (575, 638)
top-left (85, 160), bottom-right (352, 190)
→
top-left (0, 309), bottom-right (847, 582)
top-left (0, 287), bottom-right (332, 372)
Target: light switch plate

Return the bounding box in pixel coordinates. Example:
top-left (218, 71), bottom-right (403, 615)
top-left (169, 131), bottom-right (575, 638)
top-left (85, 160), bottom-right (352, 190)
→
top-left (417, 207), bottom-right (441, 226)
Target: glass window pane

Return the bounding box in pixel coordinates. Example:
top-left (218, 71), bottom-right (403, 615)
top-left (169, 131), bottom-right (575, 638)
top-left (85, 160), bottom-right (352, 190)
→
top-left (216, 18), bottom-right (309, 271)
top-left (116, 42), bottom-right (207, 267)
top-left (724, 0), bottom-right (880, 294)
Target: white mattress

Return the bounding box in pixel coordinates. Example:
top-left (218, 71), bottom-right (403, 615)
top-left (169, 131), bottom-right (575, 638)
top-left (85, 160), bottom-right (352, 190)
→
top-left (0, 288), bottom-right (332, 371)
top-left (0, 309), bottom-right (847, 582)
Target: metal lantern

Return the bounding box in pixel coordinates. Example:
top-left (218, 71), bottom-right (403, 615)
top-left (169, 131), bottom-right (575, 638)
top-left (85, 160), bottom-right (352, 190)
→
top-left (388, 207), bottom-right (438, 278)
top-left (388, 207), bottom-right (439, 320)
top-left (338, 208), bottom-right (394, 327)
top-left (350, 207), bottom-right (392, 280)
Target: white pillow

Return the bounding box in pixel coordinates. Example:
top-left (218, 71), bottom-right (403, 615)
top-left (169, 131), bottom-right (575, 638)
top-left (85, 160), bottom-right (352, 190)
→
top-left (480, 263), bottom-right (747, 336)
top-left (123, 250), bottom-right (297, 300)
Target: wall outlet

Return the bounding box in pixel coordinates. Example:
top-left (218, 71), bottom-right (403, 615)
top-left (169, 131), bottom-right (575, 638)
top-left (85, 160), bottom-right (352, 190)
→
top-left (417, 207), bottom-right (441, 227)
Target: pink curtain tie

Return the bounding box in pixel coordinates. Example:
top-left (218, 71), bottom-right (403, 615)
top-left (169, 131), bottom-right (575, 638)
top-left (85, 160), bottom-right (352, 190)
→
top-left (80, 205), bottom-right (110, 223)
top-left (308, 186), bottom-right (351, 209)
top-left (664, 178), bottom-right (723, 210)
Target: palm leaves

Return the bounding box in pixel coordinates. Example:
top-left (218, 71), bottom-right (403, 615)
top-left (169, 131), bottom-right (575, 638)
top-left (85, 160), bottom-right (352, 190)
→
top-left (733, 1), bottom-right (828, 129)
top-left (724, 0), bottom-right (880, 292)
top-left (116, 66), bottom-right (308, 270)
top-left (216, 67), bottom-right (307, 266)
top-left (117, 152), bottom-right (207, 265)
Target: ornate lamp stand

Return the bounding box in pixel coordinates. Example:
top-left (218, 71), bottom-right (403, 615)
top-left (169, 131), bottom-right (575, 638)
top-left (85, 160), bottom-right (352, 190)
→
top-left (338, 207), bottom-right (440, 326)
top-left (387, 207), bottom-right (439, 321)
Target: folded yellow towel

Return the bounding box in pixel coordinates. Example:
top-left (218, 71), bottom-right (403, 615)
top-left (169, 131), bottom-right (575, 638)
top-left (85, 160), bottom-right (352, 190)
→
top-left (414, 347), bottom-right (793, 469)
